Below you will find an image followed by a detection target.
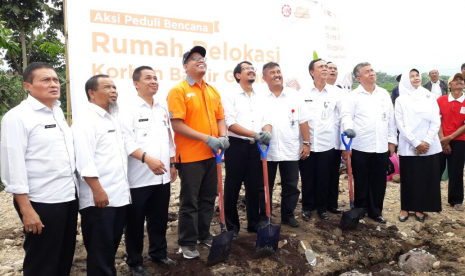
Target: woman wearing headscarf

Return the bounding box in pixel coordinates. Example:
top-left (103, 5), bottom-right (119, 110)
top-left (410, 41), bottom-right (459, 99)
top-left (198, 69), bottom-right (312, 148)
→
top-left (395, 68), bottom-right (442, 222)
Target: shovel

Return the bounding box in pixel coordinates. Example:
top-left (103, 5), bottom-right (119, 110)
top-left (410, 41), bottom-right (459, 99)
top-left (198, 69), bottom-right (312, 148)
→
top-left (300, 241), bottom-right (317, 266)
top-left (207, 149), bottom-right (234, 267)
top-left (339, 133), bottom-right (365, 230)
top-left (255, 141), bottom-right (281, 258)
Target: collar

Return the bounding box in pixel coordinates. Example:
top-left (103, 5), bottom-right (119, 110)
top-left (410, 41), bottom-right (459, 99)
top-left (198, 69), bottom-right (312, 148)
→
top-left (267, 87), bottom-right (287, 98)
top-left (432, 80), bottom-right (440, 84)
top-left (136, 95), bottom-right (158, 108)
top-left (448, 93), bottom-right (465, 103)
top-left (238, 88), bottom-right (256, 95)
top-left (186, 75), bottom-right (208, 87)
top-left (89, 103), bottom-right (110, 117)
top-left (354, 84), bottom-right (379, 95)
top-left (27, 95), bottom-right (60, 111)
top-left (309, 81), bottom-right (329, 93)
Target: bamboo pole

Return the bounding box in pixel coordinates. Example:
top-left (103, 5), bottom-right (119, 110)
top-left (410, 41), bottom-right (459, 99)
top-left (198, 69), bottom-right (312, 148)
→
top-left (63, 0), bottom-right (72, 126)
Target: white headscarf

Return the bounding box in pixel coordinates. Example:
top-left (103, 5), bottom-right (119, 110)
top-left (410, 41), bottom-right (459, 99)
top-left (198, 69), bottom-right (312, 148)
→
top-left (398, 68), bottom-right (439, 130)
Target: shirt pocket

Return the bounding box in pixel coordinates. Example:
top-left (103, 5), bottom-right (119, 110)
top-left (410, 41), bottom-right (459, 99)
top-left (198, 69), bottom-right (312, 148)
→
top-left (135, 120), bottom-right (150, 141)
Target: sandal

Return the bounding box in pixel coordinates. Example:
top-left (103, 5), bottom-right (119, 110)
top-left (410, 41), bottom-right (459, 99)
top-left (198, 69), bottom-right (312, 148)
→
top-left (453, 204), bottom-right (465, 211)
top-left (398, 211), bottom-right (409, 222)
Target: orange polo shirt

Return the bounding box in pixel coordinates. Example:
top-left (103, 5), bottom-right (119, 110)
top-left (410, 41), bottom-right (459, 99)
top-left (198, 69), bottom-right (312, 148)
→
top-left (167, 76), bottom-right (224, 163)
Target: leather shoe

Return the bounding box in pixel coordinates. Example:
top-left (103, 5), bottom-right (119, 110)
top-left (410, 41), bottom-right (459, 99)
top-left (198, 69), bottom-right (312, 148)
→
top-left (318, 212), bottom-right (329, 221)
top-left (328, 207), bottom-right (343, 214)
top-left (302, 210), bottom-right (312, 221)
top-left (370, 216), bottom-right (387, 224)
top-left (129, 265), bottom-right (149, 276)
top-left (415, 212), bottom-right (426, 223)
top-left (150, 257), bottom-right (177, 266)
top-left (282, 217), bottom-right (300, 227)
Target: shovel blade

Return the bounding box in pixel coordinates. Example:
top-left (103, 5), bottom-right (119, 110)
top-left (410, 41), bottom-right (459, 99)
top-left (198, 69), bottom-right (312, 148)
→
top-left (339, 208), bottom-right (365, 230)
top-left (255, 224), bottom-right (281, 258)
top-left (206, 231), bottom-right (234, 267)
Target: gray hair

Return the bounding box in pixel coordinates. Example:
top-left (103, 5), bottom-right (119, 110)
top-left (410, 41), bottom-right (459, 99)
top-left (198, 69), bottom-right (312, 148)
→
top-left (262, 62), bottom-right (280, 75)
top-left (353, 62), bottom-right (371, 78)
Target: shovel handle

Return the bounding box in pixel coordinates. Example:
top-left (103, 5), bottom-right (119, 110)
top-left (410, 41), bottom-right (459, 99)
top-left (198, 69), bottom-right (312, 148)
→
top-left (340, 134), bottom-right (355, 208)
top-left (341, 133), bottom-right (353, 151)
top-left (213, 150), bottom-right (226, 227)
top-left (257, 142), bottom-right (272, 220)
top-left (257, 141), bottom-right (270, 159)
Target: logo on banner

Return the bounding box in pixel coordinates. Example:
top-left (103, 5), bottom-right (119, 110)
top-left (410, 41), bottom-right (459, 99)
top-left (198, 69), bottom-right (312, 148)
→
top-left (294, 7), bottom-right (310, 18)
top-left (282, 5), bottom-right (292, 17)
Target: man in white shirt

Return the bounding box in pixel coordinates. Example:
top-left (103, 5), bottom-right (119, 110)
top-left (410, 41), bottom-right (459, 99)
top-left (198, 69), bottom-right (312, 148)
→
top-left (72, 74), bottom-right (131, 276)
top-left (120, 66), bottom-right (177, 276)
top-left (1, 62), bottom-right (78, 276)
top-left (343, 62), bottom-right (397, 224)
top-left (222, 61), bottom-right (272, 239)
top-left (262, 62), bottom-right (311, 227)
top-left (299, 59), bottom-right (354, 221)
top-left (423, 69), bottom-right (448, 98)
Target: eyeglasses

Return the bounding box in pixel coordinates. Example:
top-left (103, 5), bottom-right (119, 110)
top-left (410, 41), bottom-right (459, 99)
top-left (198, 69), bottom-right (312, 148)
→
top-left (189, 56), bottom-right (207, 62)
top-left (241, 67), bottom-right (257, 72)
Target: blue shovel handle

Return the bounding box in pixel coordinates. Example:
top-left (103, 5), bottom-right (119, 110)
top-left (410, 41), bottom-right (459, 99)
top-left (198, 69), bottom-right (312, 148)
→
top-left (256, 141), bottom-right (270, 159)
top-left (341, 133), bottom-right (353, 151)
top-left (212, 149), bottom-right (225, 163)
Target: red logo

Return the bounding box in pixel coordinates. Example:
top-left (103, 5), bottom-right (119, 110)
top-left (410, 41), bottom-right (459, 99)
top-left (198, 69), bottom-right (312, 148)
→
top-left (282, 5), bottom-right (292, 17)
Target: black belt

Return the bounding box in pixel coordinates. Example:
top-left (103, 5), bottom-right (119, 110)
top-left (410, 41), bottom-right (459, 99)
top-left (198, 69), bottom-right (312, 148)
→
top-left (229, 136), bottom-right (256, 145)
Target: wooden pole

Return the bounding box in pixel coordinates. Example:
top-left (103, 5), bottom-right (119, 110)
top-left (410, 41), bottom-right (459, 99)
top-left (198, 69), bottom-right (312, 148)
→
top-left (63, 0), bottom-right (72, 126)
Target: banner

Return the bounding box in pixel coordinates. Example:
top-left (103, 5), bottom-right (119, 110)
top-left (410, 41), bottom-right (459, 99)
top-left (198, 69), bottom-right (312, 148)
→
top-left (67, 0), bottom-right (349, 119)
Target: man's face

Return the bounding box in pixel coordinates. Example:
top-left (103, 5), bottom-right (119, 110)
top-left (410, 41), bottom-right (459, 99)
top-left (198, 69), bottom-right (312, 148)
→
top-left (310, 60), bottom-right (328, 82)
top-left (183, 53), bottom-right (207, 76)
top-left (461, 67), bottom-right (465, 76)
top-left (134, 69), bottom-right (158, 96)
top-left (90, 77), bottom-right (118, 107)
top-left (23, 68), bottom-right (60, 104)
top-left (357, 65), bottom-right (376, 85)
top-left (327, 63), bottom-right (338, 85)
top-left (236, 63), bottom-right (256, 84)
top-left (448, 77), bottom-right (465, 91)
top-left (429, 70), bottom-right (439, 82)
top-left (262, 66), bottom-right (283, 87)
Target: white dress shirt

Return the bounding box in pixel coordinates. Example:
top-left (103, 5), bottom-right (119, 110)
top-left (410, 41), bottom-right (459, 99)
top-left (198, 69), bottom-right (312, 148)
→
top-left (223, 88), bottom-right (272, 140)
top-left (332, 85), bottom-right (350, 150)
top-left (1, 96), bottom-right (77, 203)
top-left (265, 87), bottom-right (311, 161)
top-left (431, 81), bottom-right (442, 99)
top-left (72, 103), bottom-right (131, 209)
top-left (345, 85), bottom-right (397, 153)
top-left (120, 96), bottom-right (175, 188)
top-left (301, 83), bottom-right (351, 152)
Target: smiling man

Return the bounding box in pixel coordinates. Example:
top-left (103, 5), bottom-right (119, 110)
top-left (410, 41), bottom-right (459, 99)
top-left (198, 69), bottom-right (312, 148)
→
top-left (72, 74), bottom-right (131, 276)
top-left (1, 62), bottom-right (78, 276)
top-left (167, 45), bottom-right (228, 259)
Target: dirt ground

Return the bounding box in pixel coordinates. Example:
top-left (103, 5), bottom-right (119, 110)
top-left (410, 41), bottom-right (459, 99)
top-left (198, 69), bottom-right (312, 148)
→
top-left (1, 167), bottom-right (465, 276)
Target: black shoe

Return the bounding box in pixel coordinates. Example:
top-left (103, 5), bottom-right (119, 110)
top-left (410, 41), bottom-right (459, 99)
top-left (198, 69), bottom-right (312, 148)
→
top-left (150, 257), bottom-right (177, 266)
top-left (233, 233), bottom-right (239, 240)
top-left (302, 211), bottom-right (312, 221)
top-left (370, 216), bottom-right (387, 224)
top-left (328, 207), bottom-right (343, 214)
top-left (318, 212), bottom-right (329, 221)
top-left (282, 217), bottom-right (300, 227)
top-left (398, 211), bottom-right (409, 222)
top-left (415, 212), bottom-right (426, 223)
top-left (130, 265), bottom-right (149, 276)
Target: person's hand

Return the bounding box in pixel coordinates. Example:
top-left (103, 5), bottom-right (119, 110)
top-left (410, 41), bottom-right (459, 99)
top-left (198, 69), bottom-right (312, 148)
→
top-left (342, 150), bottom-right (352, 161)
top-left (170, 166), bottom-right (177, 183)
top-left (416, 142), bottom-right (429, 155)
top-left (145, 155), bottom-right (167, 175)
top-left (21, 207), bottom-right (44, 234)
top-left (440, 136), bottom-right (452, 147)
top-left (205, 136), bottom-right (224, 151)
top-left (343, 129), bottom-right (356, 138)
top-left (254, 131), bottom-right (272, 144)
top-left (388, 143), bottom-right (396, 157)
top-left (300, 145), bottom-right (310, 160)
top-left (93, 188), bottom-right (109, 208)
top-left (442, 144), bottom-right (452, 154)
top-left (218, 136), bottom-right (230, 150)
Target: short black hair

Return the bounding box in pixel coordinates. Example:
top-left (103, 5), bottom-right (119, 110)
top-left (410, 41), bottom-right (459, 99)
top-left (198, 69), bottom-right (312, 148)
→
top-left (308, 58), bottom-right (324, 80)
top-left (85, 74), bottom-right (109, 101)
top-left (262, 62), bottom-right (280, 75)
top-left (233, 61), bottom-right (252, 83)
top-left (23, 62), bottom-right (54, 84)
top-left (132, 66), bottom-right (154, 82)
top-left (461, 63), bottom-right (465, 70)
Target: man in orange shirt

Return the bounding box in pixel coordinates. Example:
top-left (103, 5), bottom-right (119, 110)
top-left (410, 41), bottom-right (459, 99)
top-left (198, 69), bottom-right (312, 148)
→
top-left (167, 45), bottom-right (229, 259)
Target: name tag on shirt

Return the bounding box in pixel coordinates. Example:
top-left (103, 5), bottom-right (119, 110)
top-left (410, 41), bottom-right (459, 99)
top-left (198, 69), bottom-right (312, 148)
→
top-left (139, 118), bottom-right (149, 122)
top-left (305, 100), bottom-right (313, 102)
top-left (108, 129), bottom-right (115, 133)
top-left (45, 124), bottom-right (56, 129)
top-left (460, 107), bottom-right (465, 114)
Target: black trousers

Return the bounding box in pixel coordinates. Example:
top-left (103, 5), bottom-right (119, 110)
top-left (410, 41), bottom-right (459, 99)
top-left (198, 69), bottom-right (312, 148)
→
top-left (224, 137), bottom-right (263, 234)
top-left (299, 149), bottom-right (334, 213)
top-left (266, 160), bottom-right (300, 221)
top-left (125, 183), bottom-right (171, 267)
top-left (14, 199), bottom-right (78, 276)
top-left (177, 158), bottom-right (217, 246)
top-left (440, 140), bottom-right (465, 206)
top-left (80, 205), bottom-right (128, 276)
top-left (328, 149), bottom-right (343, 209)
top-left (351, 150), bottom-right (388, 217)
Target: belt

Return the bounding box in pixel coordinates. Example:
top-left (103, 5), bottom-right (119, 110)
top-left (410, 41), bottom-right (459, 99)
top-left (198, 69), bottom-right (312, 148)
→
top-left (229, 136), bottom-right (256, 144)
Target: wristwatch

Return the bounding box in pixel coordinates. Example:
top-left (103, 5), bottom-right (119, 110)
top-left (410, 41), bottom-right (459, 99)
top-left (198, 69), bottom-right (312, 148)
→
top-left (302, 141), bottom-right (311, 146)
top-left (170, 163), bottom-right (176, 168)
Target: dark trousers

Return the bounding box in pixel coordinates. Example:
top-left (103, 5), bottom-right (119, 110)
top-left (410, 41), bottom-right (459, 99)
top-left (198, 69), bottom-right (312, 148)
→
top-left (80, 205), bottom-right (128, 276)
top-left (440, 140), bottom-right (465, 206)
top-left (266, 160), bottom-right (300, 221)
top-left (14, 199), bottom-right (78, 276)
top-left (328, 149), bottom-right (343, 209)
top-left (351, 150), bottom-right (388, 217)
top-left (125, 183), bottom-right (171, 267)
top-left (224, 137), bottom-right (263, 234)
top-left (299, 149), bottom-right (334, 213)
top-left (177, 158), bottom-right (217, 246)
